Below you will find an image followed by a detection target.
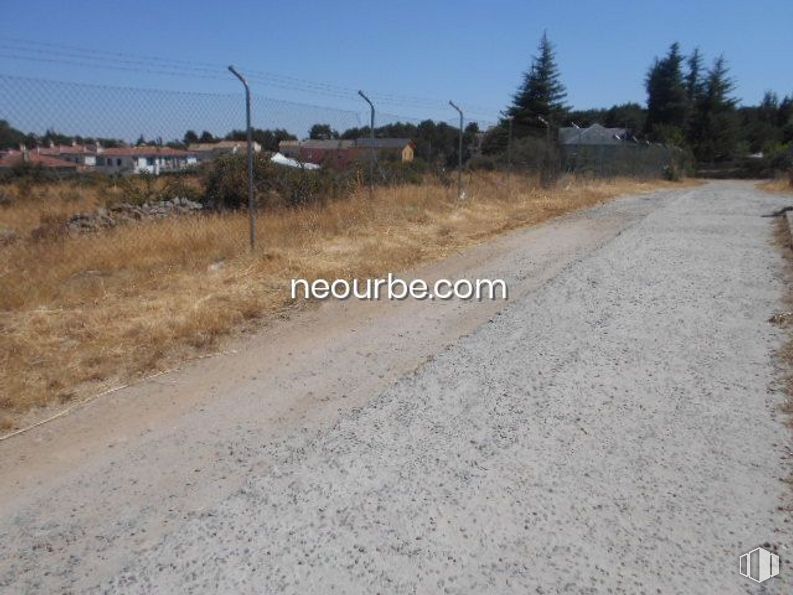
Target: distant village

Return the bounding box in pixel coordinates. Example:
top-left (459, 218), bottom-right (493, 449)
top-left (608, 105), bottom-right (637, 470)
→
top-left (0, 136), bottom-right (419, 176)
top-left (0, 119), bottom-right (662, 177)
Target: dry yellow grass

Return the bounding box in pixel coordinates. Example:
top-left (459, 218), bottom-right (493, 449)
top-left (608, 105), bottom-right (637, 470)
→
top-left (772, 219), bottom-right (793, 423)
top-left (759, 174), bottom-right (793, 195)
top-left (0, 173), bottom-right (692, 425)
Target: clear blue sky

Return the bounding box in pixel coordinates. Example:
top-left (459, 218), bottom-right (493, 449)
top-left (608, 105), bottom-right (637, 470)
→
top-left (1, 0), bottom-right (792, 137)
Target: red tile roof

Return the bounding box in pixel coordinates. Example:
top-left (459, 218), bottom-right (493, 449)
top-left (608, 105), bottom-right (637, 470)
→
top-left (0, 151), bottom-right (79, 169)
top-left (38, 144), bottom-right (97, 156)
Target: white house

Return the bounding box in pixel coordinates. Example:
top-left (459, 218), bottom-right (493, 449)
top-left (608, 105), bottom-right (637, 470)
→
top-left (96, 147), bottom-right (198, 175)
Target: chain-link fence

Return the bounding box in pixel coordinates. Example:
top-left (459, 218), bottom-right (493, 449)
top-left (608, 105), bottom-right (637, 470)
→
top-left (560, 143), bottom-right (678, 177)
top-left (0, 72), bottom-right (502, 317)
top-left (0, 72), bottom-right (679, 315)
top-left (0, 70), bottom-right (679, 416)
top-left (0, 71), bottom-right (504, 411)
top-left (1, 72), bottom-right (497, 207)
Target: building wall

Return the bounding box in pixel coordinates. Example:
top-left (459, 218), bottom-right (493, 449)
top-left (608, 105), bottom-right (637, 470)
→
top-left (94, 155), bottom-right (131, 174)
top-left (93, 155), bottom-right (197, 175)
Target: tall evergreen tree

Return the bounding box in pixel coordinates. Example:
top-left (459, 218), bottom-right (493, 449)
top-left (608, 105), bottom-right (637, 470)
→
top-left (779, 94), bottom-right (793, 144)
top-left (644, 42), bottom-right (689, 143)
top-left (685, 48), bottom-right (705, 102)
top-left (689, 55), bottom-right (738, 161)
top-left (507, 31), bottom-right (567, 136)
top-left (758, 91), bottom-right (780, 124)
top-left (683, 48), bottom-right (706, 144)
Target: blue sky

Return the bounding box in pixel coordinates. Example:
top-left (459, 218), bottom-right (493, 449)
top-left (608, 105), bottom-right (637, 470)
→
top-left (1, 0), bottom-right (792, 138)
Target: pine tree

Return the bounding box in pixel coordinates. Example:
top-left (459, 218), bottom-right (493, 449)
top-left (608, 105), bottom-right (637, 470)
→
top-left (689, 56), bottom-right (738, 161)
top-left (779, 94), bottom-right (793, 144)
top-left (741, 91), bottom-right (782, 153)
top-left (507, 31), bottom-right (567, 136)
top-left (685, 48), bottom-right (705, 102)
top-left (644, 42), bottom-right (689, 143)
top-left (758, 91), bottom-right (780, 124)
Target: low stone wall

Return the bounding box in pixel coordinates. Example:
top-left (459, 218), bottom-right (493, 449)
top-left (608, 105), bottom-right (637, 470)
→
top-left (66, 197), bottom-right (203, 233)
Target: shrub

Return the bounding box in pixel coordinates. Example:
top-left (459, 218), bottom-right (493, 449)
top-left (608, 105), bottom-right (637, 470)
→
top-left (0, 162), bottom-right (60, 184)
top-left (374, 159), bottom-right (428, 186)
top-left (511, 136), bottom-right (558, 172)
top-left (202, 154), bottom-right (360, 211)
top-left (663, 163), bottom-right (682, 181)
top-left (161, 176), bottom-right (203, 202)
top-left (468, 155), bottom-right (499, 171)
top-left (116, 173), bottom-right (160, 205)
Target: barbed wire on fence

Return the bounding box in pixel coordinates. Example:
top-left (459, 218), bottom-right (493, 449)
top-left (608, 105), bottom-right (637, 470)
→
top-left (0, 73), bottom-right (496, 146)
top-left (0, 36), bottom-right (501, 121)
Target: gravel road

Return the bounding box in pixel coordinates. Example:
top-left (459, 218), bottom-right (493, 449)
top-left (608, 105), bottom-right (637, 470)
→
top-left (1, 181), bottom-right (791, 593)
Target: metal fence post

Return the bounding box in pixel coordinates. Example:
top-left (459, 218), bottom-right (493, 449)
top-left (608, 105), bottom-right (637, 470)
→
top-left (538, 115), bottom-right (551, 187)
top-left (507, 115), bottom-right (513, 194)
top-left (228, 65), bottom-right (255, 251)
top-left (358, 90), bottom-right (375, 199)
top-left (449, 100), bottom-right (463, 199)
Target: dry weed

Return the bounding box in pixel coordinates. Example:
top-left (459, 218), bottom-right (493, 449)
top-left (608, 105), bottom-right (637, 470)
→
top-left (0, 173), bottom-right (692, 423)
top-left (759, 175), bottom-right (793, 195)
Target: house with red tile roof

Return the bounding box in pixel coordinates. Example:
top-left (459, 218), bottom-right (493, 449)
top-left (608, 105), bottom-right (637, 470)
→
top-left (38, 143), bottom-right (100, 168)
top-left (0, 149), bottom-right (80, 173)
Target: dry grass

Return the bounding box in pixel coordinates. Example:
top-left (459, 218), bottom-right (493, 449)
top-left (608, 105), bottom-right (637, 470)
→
top-left (0, 175), bottom-right (202, 235)
top-left (771, 218), bottom-right (793, 507)
top-left (772, 219), bottom-right (793, 423)
top-left (759, 173), bottom-right (793, 195)
top-left (0, 173), bottom-right (691, 424)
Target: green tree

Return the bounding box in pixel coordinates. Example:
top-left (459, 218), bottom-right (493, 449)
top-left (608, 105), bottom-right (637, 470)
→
top-left (225, 128), bottom-right (297, 152)
top-left (308, 124), bottom-right (339, 140)
top-left (780, 94), bottom-right (793, 144)
top-left (746, 92), bottom-right (783, 152)
top-left (685, 48), bottom-right (705, 102)
top-left (507, 31), bottom-right (568, 136)
top-left (645, 42), bottom-right (689, 143)
top-left (199, 130), bottom-right (216, 143)
top-left (604, 103), bottom-right (647, 134)
top-left (689, 56), bottom-right (738, 162)
top-left (567, 108), bottom-right (608, 128)
top-left (183, 130), bottom-right (199, 145)
top-left (0, 120), bottom-right (27, 149)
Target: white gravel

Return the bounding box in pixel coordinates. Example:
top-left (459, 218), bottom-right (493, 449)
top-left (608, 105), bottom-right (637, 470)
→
top-left (2, 181), bottom-right (792, 593)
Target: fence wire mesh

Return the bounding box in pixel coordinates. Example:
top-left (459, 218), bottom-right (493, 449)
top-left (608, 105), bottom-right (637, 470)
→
top-left (0, 68), bottom-right (677, 413)
top-left (0, 72), bottom-right (676, 306)
top-left (0, 73), bottom-right (501, 317)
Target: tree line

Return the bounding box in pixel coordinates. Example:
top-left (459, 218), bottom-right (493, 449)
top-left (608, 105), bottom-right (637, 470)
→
top-left (482, 33), bottom-right (792, 170)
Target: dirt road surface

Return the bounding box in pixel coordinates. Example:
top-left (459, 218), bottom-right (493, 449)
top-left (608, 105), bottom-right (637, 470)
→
top-left (1, 181), bottom-right (791, 593)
